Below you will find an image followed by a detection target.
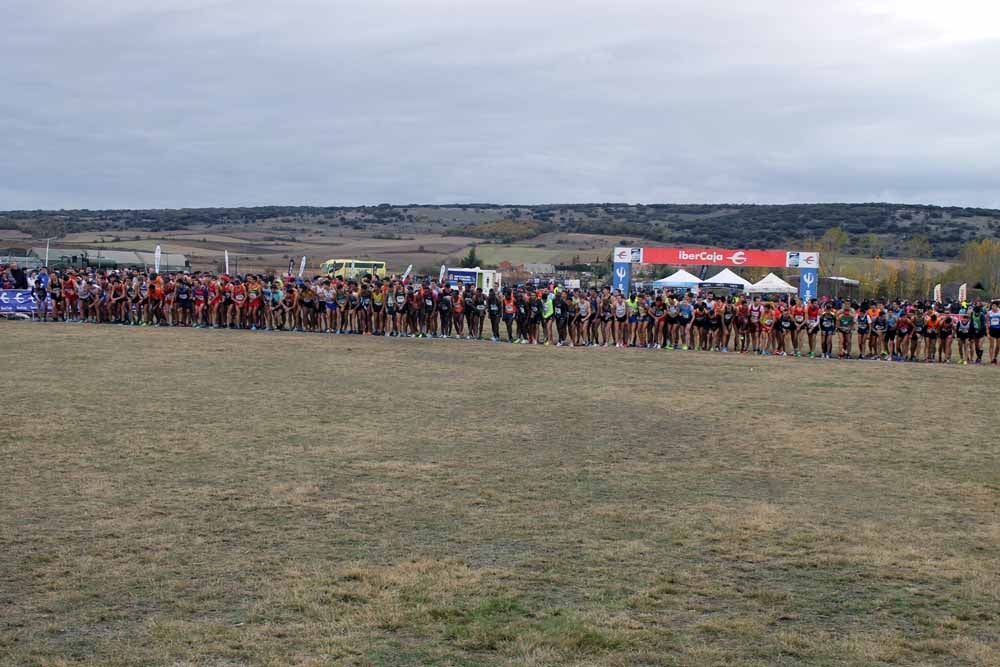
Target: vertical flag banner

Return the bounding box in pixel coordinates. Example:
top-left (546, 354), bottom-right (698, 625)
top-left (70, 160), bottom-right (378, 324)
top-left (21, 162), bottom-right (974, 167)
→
top-left (224, 250), bottom-right (230, 275)
top-left (154, 245), bottom-right (162, 273)
top-left (933, 283), bottom-right (942, 303)
top-left (298, 256), bottom-right (306, 278)
top-left (612, 246), bottom-right (637, 293)
top-left (612, 261), bottom-right (631, 294)
top-left (288, 259), bottom-right (294, 276)
top-left (799, 268), bottom-right (818, 301)
top-left (439, 264), bottom-right (446, 283)
top-left (958, 283), bottom-right (968, 303)
top-left (402, 264), bottom-right (413, 281)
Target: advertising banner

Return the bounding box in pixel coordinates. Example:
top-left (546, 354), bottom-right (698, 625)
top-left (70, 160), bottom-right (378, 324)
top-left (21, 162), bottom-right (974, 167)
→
top-left (445, 269), bottom-right (480, 287)
top-left (785, 251), bottom-right (819, 269)
top-left (0, 290), bottom-right (45, 313)
top-left (641, 247), bottom-right (788, 267)
top-left (613, 247), bottom-right (644, 264)
top-left (632, 247), bottom-right (819, 269)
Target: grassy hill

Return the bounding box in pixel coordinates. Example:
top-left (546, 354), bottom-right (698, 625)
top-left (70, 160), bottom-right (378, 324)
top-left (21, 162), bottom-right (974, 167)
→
top-left (4, 203), bottom-right (1000, 261)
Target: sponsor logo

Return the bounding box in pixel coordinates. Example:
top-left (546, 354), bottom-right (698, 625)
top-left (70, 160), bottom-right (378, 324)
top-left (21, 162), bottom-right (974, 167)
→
top-left (675, 249), bottom-right (747, 265)
top-left (677, 249), bottom-right (723, 262)
top-left (0, 289), bottom-right (46, 312)
top-left (803, 272), bottom-right (815, 286)
top-left (614, 247), bottom-right (643, 263)
top-left (788, 251), bottom-right (818, 267)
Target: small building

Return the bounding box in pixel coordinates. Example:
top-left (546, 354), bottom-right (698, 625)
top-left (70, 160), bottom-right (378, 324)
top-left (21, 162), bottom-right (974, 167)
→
top-left (521, 263), bottom-right (556, 275)
top-left (1, 248), bottom-right (42, 269)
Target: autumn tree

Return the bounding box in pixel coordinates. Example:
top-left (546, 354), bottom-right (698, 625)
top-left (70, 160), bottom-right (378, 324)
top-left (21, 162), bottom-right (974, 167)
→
top-left (906, 234), bottom-right (931, 259)
top-left (818, 226), bottom-right (850, 276)
top-left (958, 239), bottom-right (1000, 294)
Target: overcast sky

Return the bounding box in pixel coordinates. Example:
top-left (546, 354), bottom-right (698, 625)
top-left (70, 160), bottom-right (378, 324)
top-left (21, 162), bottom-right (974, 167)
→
top-left (3, 0), bottom-right (999, 209)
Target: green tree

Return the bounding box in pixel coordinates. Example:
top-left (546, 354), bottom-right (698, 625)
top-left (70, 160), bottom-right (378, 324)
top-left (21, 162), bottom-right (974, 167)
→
top-left (862, 233), bottom-right (884, 258)
top-left (460, 245), bottom-right (479, 268)
top-left (906, 234), bottom-right (931, 258)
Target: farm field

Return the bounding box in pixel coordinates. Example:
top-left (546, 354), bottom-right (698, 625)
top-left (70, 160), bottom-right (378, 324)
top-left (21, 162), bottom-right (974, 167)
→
top-left (2, 323), bottom-right (998, 666)
top-left (39, 226), bottom-right (494, 274)
top-left (12, 220), bottom-right (955, 281)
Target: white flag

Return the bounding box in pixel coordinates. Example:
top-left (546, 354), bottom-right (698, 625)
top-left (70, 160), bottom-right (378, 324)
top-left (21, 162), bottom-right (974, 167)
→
top-left (402, 264), bottom-right (413, 281)
top-left (224, 250), bottom-right (230, 275)
top-left (154, 245), bottom-right (162, 273)
top-left (958, 283), bottom-right (967, 303)
top-left (933, 283), bottom-right (942, 303)
top-left (439, 264), bottom-right (446, 283)
top-left (298, 256), bottom-right (306, 278)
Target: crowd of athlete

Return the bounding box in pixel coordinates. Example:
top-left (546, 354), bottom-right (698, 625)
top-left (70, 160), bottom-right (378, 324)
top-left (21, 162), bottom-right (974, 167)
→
top-left (15, 266), bottom-right (1000, 364)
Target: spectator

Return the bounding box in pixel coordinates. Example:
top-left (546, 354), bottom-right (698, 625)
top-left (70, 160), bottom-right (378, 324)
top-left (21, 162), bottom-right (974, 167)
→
top-left (10, 262), bottom-right (28, 289)
top-left (9, 262), bottom-right (27, 289)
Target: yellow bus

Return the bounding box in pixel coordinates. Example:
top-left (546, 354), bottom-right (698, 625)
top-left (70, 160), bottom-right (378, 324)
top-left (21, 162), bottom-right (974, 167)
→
top-left (320, 258), bottom-right (388, 280)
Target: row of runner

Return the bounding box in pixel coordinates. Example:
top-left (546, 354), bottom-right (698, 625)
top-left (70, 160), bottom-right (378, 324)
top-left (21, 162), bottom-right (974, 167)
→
top-left (18, 267), bottom-right (1000, 364)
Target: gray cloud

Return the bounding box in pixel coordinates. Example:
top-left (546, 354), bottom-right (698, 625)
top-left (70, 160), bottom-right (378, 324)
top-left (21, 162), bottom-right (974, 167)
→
top-left (2, 0), bottom-right (999, 209)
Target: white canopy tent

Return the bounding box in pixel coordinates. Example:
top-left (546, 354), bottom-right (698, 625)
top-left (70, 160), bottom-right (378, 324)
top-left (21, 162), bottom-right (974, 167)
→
top-left (748, 272), bottom-right (797, 294)
top-left (652, 269), bottom-right (702, 289)
top-left (700, 268), bottom-right (752, 290)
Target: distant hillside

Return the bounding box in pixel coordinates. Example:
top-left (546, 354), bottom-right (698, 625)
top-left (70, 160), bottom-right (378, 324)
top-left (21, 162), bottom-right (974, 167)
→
top-left (3, 203), bottom-right (999, 259)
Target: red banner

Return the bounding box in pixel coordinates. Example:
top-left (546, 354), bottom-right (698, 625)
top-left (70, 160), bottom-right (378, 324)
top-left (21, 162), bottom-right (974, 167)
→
top-left (641, 247), bottom-right (789, 267)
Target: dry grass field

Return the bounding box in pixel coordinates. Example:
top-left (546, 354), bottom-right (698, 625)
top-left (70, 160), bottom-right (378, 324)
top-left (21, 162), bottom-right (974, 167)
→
top-left (47, 225), bottom-right (494, 274)
top-left (27, 222), bottom-right (954, 281)
top-left (2, 323), bottom-right (998, 667)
